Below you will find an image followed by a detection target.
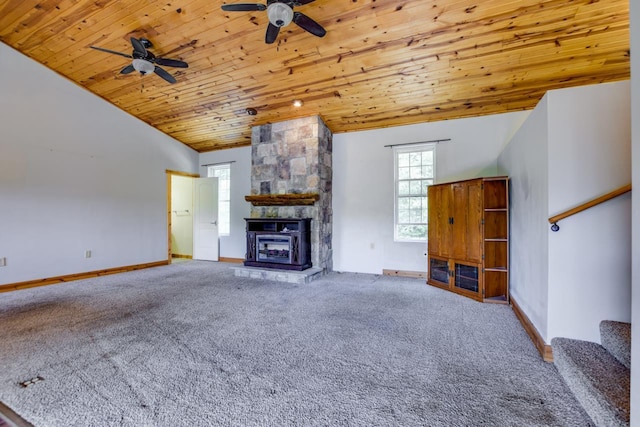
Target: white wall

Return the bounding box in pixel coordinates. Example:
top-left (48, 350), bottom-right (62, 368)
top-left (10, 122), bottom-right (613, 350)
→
top-left (170, 175), bottom-right (194, 256)
top-left (497, 97), bottom-right (550, 339)
top-left (546, 81), bottom-right (631, 343)
top-left (198, 113), bottom-right (529, 271)
top-left (630, 0), bottom-right (639, 422)
top-left (332, 112), bottom-right (529, 274)
top-left (0, 43), bottom-right (199, 285)
top-left (199, 146), bottom-right (251, 259)
top-left (498, 81), bottom-right (631, 346)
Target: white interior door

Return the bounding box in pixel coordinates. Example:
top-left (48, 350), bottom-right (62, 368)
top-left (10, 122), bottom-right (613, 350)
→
top-left (193, 177), bottom-right (219, 261)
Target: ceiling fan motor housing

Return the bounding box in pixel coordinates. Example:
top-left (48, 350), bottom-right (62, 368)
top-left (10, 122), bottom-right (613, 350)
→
top-left (139, 38), bottom-right (153, 49)
top-left (267, 2), bottom-right (293, 27)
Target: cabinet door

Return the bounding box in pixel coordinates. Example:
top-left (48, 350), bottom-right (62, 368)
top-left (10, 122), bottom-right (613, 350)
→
top-left (453, 260), bottom-right (482, 295)
top-left (428, 256), bottom-right (450, 288)
top-left (450, 182), bottom-right (469, 260)
top-left (427, 184), bottom-right (451, 257)
top-left (449, 180), bottom-right (482, 263)
top-left (427, 185), bottom-right (439, 254)
top-left (465, 180), bottom-right (483, 263)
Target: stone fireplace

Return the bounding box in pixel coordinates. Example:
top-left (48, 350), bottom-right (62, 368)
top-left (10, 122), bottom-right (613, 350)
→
top-left (246, 115), bottom-right (332, 272)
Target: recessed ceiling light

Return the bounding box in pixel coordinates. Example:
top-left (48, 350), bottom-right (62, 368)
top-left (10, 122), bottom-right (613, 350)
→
top-left (292, 99), bottom-right (303, 107)
top-left (246, 108), bottom-right (257, 115)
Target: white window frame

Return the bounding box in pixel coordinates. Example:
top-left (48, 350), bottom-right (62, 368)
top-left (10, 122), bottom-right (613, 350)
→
top-left (393, 143), bottom-right (436, 242)
top-left (207, 163), bottom-right (231, 236)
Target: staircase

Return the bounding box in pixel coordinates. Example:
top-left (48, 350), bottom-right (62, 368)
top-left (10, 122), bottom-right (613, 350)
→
top-left (551, 321), bottom-right (631, 426)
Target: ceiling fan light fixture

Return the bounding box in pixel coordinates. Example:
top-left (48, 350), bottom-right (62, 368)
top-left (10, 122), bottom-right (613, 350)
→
top-left (132, 58), bottom-right (155, 75)
top-left (267, 2), bottom-right (293, 27)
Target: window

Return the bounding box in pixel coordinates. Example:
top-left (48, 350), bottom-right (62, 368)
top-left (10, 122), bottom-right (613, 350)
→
top-left (394, 144), bottom-right (435, 242)
top-left (207, 163), bottom-right (231, 236)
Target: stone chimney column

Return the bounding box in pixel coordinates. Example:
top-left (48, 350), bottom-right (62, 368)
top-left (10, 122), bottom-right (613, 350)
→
top-left (249, 116), bottom-right (332, 272)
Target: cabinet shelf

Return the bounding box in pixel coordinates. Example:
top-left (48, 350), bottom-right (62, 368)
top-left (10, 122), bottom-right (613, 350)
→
top-left (485, 238), bottom-right (508, 242)
top-left (484, 208), bottom-right (508, 212)
top-left (484, 295), bottom-right (508, 304)
top-left (485, 267), bottom-right (508, 272)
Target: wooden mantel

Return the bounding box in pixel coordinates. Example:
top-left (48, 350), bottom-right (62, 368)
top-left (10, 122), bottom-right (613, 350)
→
top-left (245, 193), bottom-right (320, 206)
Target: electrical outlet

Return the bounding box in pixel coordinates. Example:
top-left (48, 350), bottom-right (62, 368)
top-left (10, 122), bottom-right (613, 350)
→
top-left (0, 257), bottom-right (6, 267)
top-left (84, 250), bottom-right (92, 259)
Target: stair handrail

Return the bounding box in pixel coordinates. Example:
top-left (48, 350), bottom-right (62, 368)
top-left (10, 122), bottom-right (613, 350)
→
top-left (548, 184), bottom-right (631, 231)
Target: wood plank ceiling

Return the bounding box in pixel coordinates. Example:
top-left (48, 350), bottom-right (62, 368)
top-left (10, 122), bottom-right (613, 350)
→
top-left (0, 0), bottom-right (630, 152)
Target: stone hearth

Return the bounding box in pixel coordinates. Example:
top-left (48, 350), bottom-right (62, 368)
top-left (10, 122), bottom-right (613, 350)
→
top-left (231, 266), bottom-right (324, 285)
top-left (247, 115), bottom-right (332, 272)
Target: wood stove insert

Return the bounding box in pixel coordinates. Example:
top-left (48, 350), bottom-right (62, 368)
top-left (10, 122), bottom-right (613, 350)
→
top-left (245, 218), bottom-right (312, 271)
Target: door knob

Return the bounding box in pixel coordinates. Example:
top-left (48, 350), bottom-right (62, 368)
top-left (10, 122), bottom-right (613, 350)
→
top-left (211, 220), bottom-right (218, 225)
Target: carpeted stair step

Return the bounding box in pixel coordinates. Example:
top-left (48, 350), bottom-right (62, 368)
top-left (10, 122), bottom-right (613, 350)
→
top-left (600, 320), bottom-right (631, 369)
top-left (551, 337), bottom-right (630, 427)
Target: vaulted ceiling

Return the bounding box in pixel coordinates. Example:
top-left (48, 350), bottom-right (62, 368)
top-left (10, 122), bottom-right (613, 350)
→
top-left (0, 0), bottom-right (630, 152)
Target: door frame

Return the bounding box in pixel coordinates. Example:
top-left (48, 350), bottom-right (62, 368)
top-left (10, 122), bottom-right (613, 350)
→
top-left (166, 169), bottom-right (200, 262)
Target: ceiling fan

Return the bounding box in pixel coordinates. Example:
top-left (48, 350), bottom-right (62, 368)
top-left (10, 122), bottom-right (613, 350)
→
top-left (221, 0), bottom-right (326, 44)
top-left (89, 37), bottom-right (188, 84)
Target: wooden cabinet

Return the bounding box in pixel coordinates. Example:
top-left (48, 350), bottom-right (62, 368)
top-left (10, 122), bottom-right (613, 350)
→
top-left (427, 177), bottom-right (509, 303)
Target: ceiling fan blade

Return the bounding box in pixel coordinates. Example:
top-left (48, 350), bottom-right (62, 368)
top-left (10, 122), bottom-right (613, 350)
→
top-left (154, 66), bottom-right (177, 84)
top-left (90, 46), bottom-right (132, 59)
top-left (120, 64), bottom-right (135, 74)
top-left (265, 22), bottom-right (280, 44)
top-left (292, 12), bottom-right (326, 38)
top-left (221, 3), bottom-right (267, 11)
top-left (154, 57), bottom-right (189, 68)
top-left (130, 37), bottom-right (147, 57)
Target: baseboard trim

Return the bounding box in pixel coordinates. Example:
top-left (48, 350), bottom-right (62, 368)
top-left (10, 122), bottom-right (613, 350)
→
top-left (171, 254), bottom-right (192, 259)
top-left (511, 296), bottom-right (554, 362)
top-left (382, 269), bottom-right (427, 279)
top-left (0, 401), bottom-right (32, 427)
top-left (0, 261), bottom-right (169, 293)
top-left (219, 257), bottom-right (244, 264)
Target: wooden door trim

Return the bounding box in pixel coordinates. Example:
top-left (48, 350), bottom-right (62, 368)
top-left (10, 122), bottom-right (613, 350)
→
top-left (166, 169), bottom-right (200, 178)
top-left (166, 170), bottom-right (200, 262)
